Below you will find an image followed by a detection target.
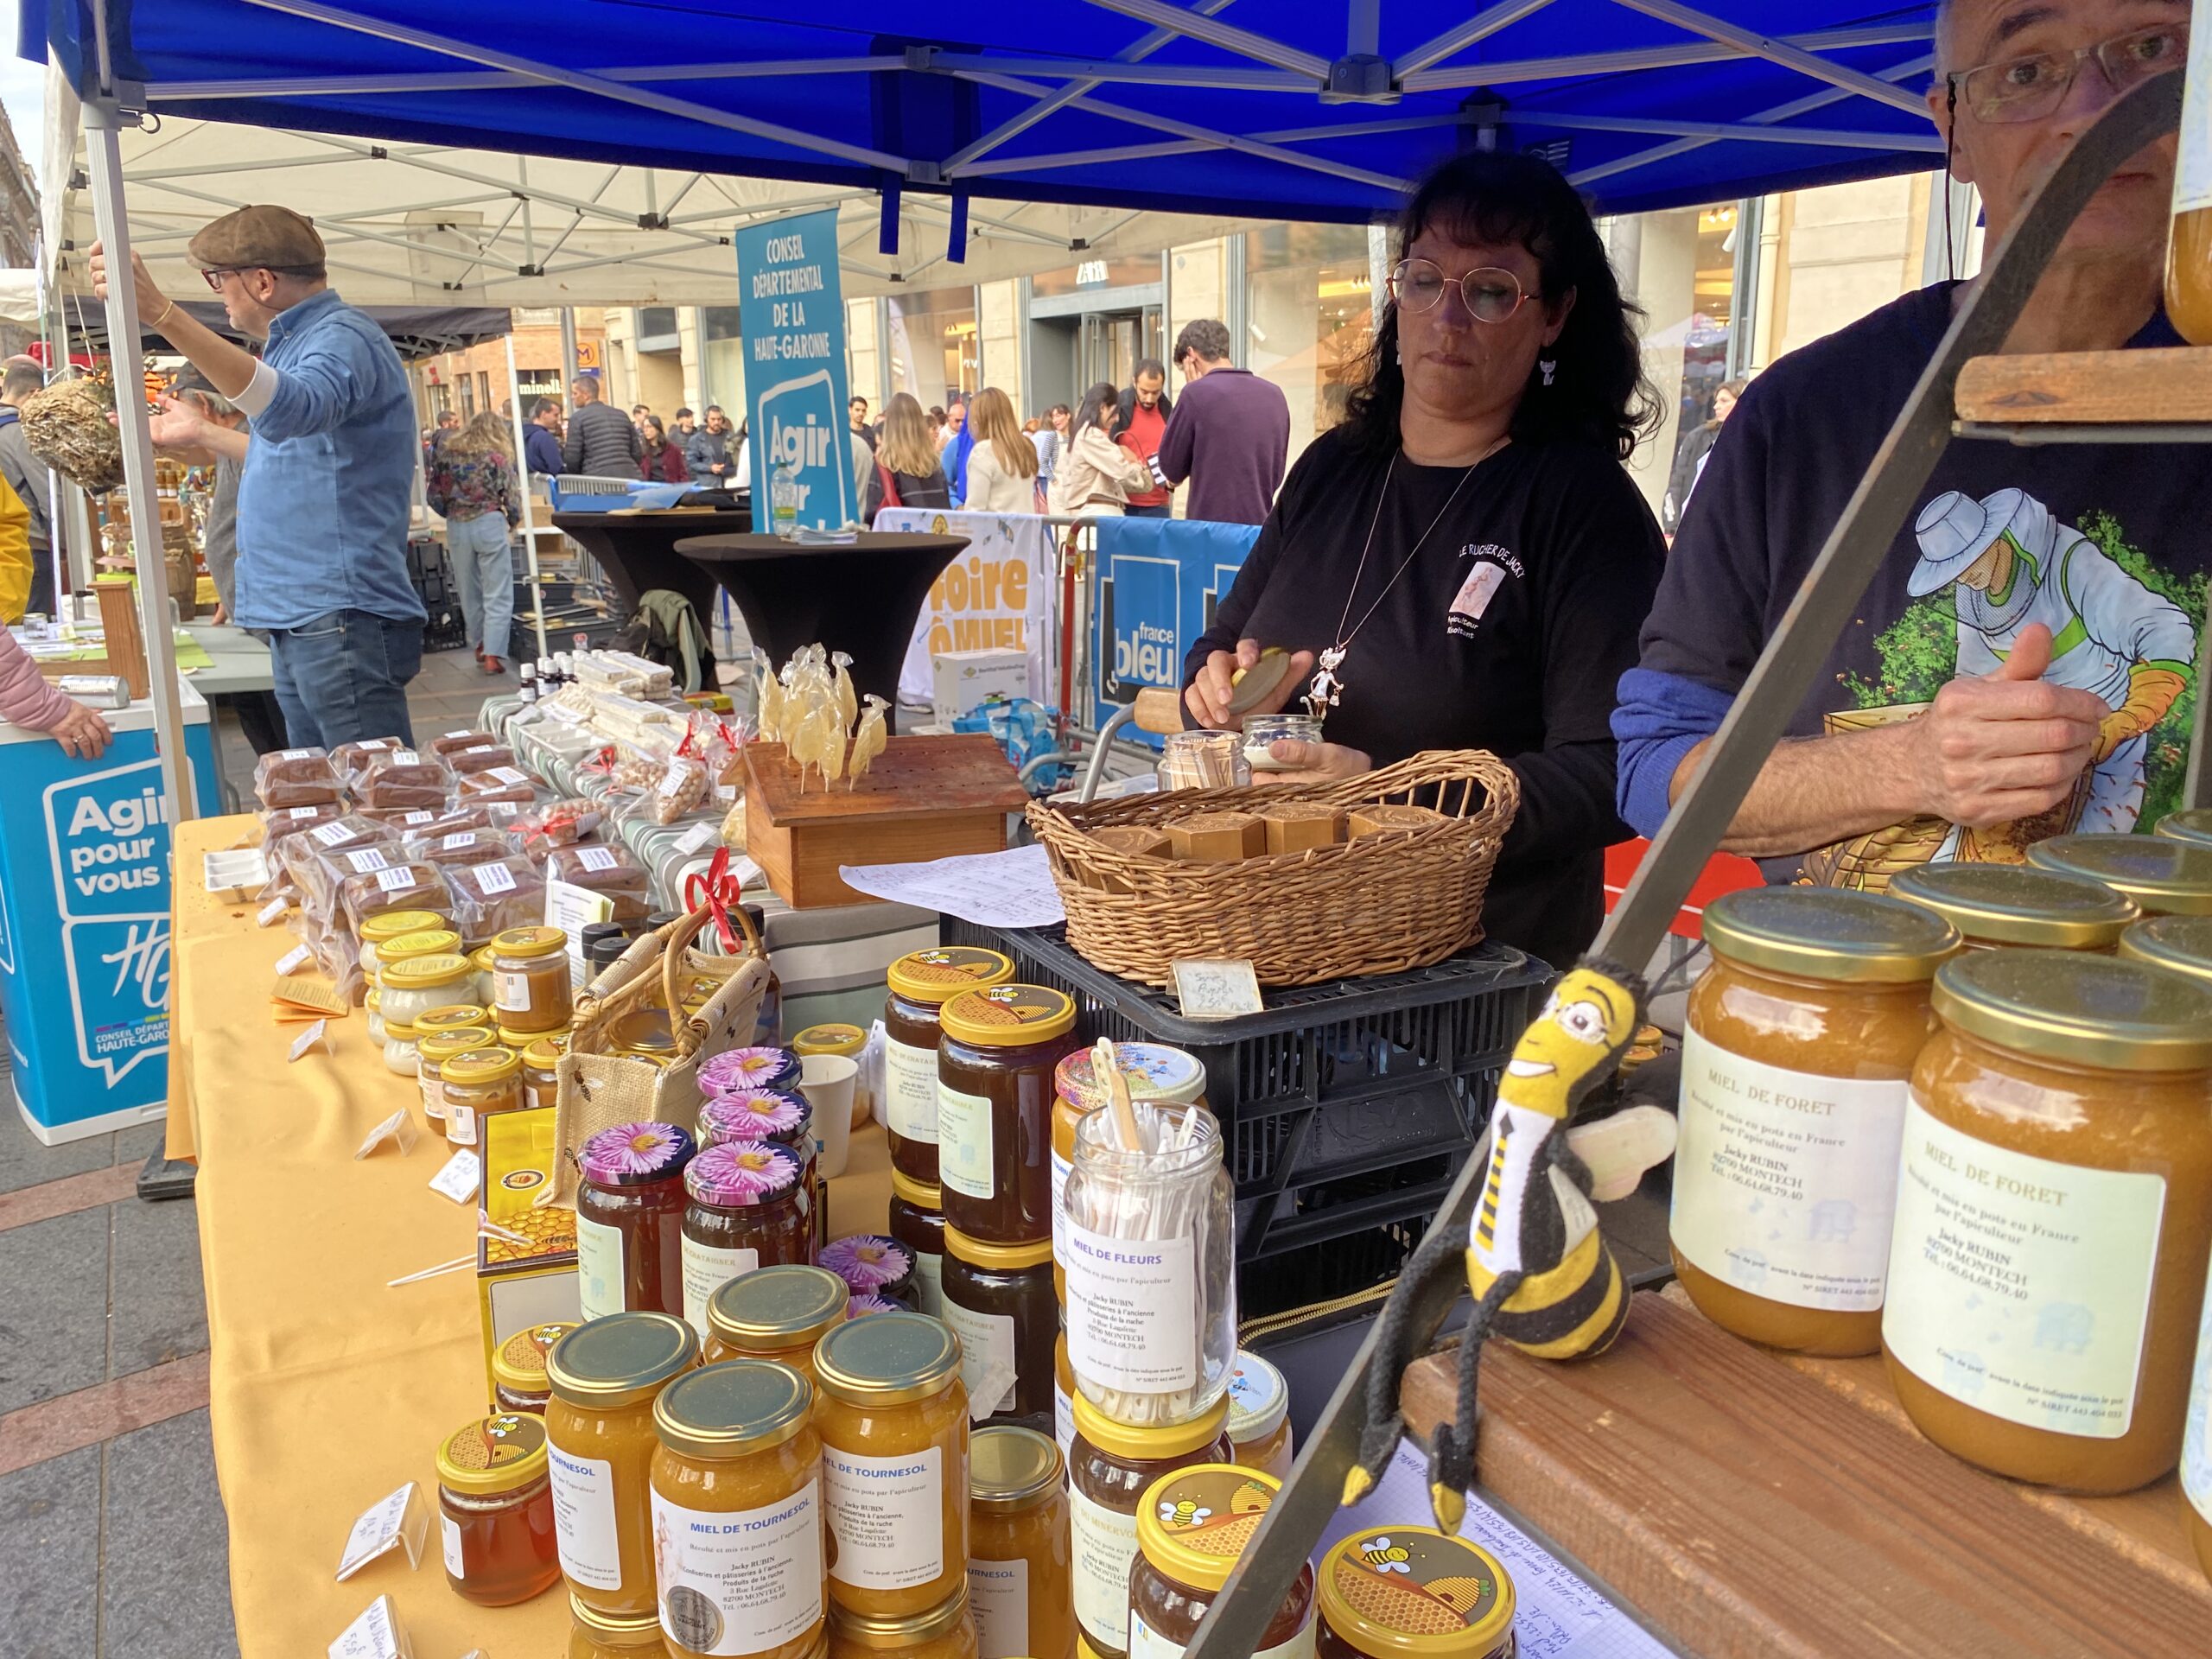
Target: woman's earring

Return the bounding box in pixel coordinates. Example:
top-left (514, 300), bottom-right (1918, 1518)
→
top-left (1394, 342), bottom-right (1402, 367)
top-left (1539, 358), bottom-right (1557, 387)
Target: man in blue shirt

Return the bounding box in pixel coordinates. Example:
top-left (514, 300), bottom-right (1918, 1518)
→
top-left (90, 205), bottom-right (426, 747)
top-left (524, 398), bottom-right (566, 477)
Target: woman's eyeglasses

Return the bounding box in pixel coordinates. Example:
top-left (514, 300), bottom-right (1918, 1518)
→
top-left (1949, 22), bottom-right (2187, 124)
top-left (1388, 259), bottom-right (1529, 323)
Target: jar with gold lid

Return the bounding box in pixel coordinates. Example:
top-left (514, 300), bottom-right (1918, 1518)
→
top-left (703, 1263), bottom-right (849, 1374)
top-left (888, 1167), bottom-right (947, 1317)
top-left (382, 952), bottom-right (481, 1075)
top-left (435, 1410), bottom-right (563, 1607)
top-left (1315, 1525), bottom-right (1516, 1659)
top-left (578, 1123), bottom-right (696, 1321)
top-left (523, 1034), bottom-right (567, 1111)
top-left (1890, 861), bottom-right (2138, 951)
top-left (609, 1008), bottom-right (678, 1067)
top-left (1055, 1332), bottom-right (1076, 1468)
top-left (938, 984), bottom-right (1082, 1245)
top-left (418, 1027), bottom-right (496, 1129)
top-left (813, 1311), bottom-right (971, 1618)
top-left (828, 1584), bottom-right (978, 1659)
top-left (968, 1424), bottom-right (1073, 1659)
top-left (2027, 833), bottom-right (2212, 917)
top-left (1067, 1394), bottom-right (1233, 1659)
top-left (569, 1592), bottom-right (675, 1656)
top-left (885, 948), bottom-right (1016, 1185)
top-left (417, 1001), bottom-right (493, 1041)
top-left (493, 925), bottom-right (575, 1036)
top-left (375, 926), bottom-right (463, 1045)
top-left (1671, 887), bottom-right (1957, 1356)
top-left (1130, 1463), bottom-right (1313, 1659)
top-left (650, 1360), bottom-right (825, 1659)
top-left (679, 1141), bottom-right (810, 1336)
top-left (1884, 949), bottom-right (2212, 1493)
top-left (1052, 1046), bottom-right (1206, 1295)
top-left (444, 1046), bottom-right (524, 1148)
top-left (2158, 809), bottom-right (2212, 849)
top-left (942, 1225), bottom-right (1055, 1430)
top-left (2120, 914), bottom-right (2212, 986)
top-left (544, 1313), bottom-right (701, 1618)
top-left (493, 1320), bottom-right (577, 1414)
top-left (1224, 1351), bottom-right (1294, 1482)
top-left (357, 907), bottom-right (448, 979)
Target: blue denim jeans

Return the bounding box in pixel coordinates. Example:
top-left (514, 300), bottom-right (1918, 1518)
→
top-left (446, 512), bottom-right (516, 660)
top-left (269, 609), bottom-right (423, 748)
top-left (1124, 501), bottom-right (1173, 519)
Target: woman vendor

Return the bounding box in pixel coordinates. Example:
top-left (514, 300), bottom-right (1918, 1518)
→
top-left (1183, 151), bottom-right (1665, 969)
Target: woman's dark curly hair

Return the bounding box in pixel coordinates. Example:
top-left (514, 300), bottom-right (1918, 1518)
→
top-left (1341, 149), bottom-right (1662, 461)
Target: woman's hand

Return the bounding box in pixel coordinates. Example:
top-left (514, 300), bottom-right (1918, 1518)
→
top-left (1185, 639), bottom-right (1315, 731)
top-left (1255, 738), bottom-right (1370, 784)
top-left (50, 702), bottom-right (113, 761)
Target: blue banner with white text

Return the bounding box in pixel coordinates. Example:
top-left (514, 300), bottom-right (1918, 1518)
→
top-left (1090, 517), bottom-right (1262, 748)
top-left (734, 208), bottom-right (856, 531)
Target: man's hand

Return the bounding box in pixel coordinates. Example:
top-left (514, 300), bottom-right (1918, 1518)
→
top-left (1902, 623), bottom-right (2105, 828)
top-left (50, 702), bottom-right (112, 760)
top-left (143, 393), bottom-right (210, 452)
top-left (212, 601), bottom-right (229, 626)
top-left (1185, 639), bottom-right (1315, 730)
top-left (1255, 738), bottom-right (1370, 784)
top-left (86, 241), bottom-right (170, 324)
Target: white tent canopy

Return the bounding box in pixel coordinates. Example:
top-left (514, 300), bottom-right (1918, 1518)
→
top-left (40, 66), bottom-right (1261, 306)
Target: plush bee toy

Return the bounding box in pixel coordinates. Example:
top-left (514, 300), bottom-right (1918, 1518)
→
top-left (1342, 959), bottom-right (1676, 1531)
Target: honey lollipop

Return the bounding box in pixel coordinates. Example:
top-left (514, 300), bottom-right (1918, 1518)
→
top-left (831, 650), bottom-right (857, 728)
top-left (848, 695), bottom-right (888, 789)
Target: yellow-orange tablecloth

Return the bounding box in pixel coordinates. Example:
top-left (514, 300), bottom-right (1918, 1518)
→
top-left (170, 814), bottom-right (895, 1658)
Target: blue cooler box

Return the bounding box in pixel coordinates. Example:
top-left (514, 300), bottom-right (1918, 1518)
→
top-left (0, 682), bottom-right (220, 1143)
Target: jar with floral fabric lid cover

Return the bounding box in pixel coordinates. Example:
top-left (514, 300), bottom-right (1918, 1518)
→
top-left (820, 1235), bottom-right (918, 1311)
top-left (679, 1140), bottom-right (811, 1338)
top-left (575, 1122), bottom-right (696, 1321)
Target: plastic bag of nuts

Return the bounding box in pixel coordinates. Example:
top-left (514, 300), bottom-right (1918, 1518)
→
top-left (252, 747), bottom-right (343, 810)
top-left (501, 798), bottom-right (606, 862)
top-left (647, 755), bottom-right (710, 825)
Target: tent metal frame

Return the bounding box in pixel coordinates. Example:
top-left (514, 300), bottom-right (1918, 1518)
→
top-left (1181, 69), bottom-right (2203, 1659)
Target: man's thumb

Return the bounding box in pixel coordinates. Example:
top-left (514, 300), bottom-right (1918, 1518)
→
top-left (1993, 622), bottom-right (2052, 682)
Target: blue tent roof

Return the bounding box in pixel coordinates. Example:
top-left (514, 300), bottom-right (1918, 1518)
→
top-left (28, 2), bottom-right (1942, 223)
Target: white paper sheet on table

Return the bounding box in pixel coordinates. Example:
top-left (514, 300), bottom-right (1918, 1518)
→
top-left (1315, 1438), bottom-right (1671, 1659)
top-left (838, 844), bottom-right (1065, 928)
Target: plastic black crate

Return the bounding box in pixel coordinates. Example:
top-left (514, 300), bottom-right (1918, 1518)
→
top-left (939, 922), bottom-right (1550, 1320)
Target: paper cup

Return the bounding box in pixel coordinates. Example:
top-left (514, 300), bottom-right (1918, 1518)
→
top-left (801, 1053), bottom-right (860, 1180)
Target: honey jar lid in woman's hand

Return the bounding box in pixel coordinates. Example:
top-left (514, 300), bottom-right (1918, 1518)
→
top-left (1224, 646), bottom-right (1294, 715)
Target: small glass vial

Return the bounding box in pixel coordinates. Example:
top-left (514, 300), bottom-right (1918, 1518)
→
top-left (435, 1411), bottom-right (563, 1608)
top-left (679, 1141), bottom-right (811, 1337)
top-left (969, 1424), bottom-right (1073, 1659)
top-left (492, 925), bottom-right (575, 1036)
top-left (418, 1026), bottom-right (495, 1128)
top-left (819, 1235), bottom-right (918, 1312)
top-left (1225, 1351), bottom-right (1294, 1483)
top-left (1242, 712), bottom-right (1322, 774)
top-left (888, 1168), bottom-right (947, 1318)
top-left (577, 1122), bottom-right (696, 1322)
top-left (1316, 1525), bottom-right (1516, 1659)
top-left (443, 1046), bottom-right (524, 1148)
top-left (704, 1262), bottom-right (850, 1376)
top-left (493, 1320), bottom-right (576, 1415)
top-left (1154, 729), bottom-right (1249, 791)
top-left (1129, 1464), bottom-right (1313, 1659)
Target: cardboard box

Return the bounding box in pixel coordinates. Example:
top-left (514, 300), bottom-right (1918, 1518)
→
top-left (931, 647), bottom-right (1028, 727)
top-left (477, 1105), bottom-right (580, 1395)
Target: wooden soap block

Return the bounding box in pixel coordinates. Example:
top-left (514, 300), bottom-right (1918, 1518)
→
top-left (1082, 825), bottom-right (1173, 893)
top-left (1168, 811), bottom-right (1266, 863)
top-left (1347, 804), bottom-right (1447, 840)
top-left (1257, 802), bottom-right (1344, 855)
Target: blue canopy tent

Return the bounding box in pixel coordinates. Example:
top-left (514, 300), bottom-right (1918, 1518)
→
top-left (22, 0), bottom-right (1943, 828)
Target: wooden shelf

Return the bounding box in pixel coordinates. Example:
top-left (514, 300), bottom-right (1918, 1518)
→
top-left (1955, 346), bottom-right (2212, 424)
top-left (1399, 1287), bottom-right (2210, 1658)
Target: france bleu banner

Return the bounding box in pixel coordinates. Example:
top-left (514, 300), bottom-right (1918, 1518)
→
top-left (1090, 517), bottom-right (1262, 748)
top-left (734, 208), bottom-right (856, 531)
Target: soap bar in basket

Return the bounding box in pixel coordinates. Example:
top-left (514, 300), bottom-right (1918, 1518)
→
top-left (1347, 804), bottom-right (1447, 840)
top-left (1082, 824), bottom-right (1174, 893)
top-left (1168, 811), bottom-right (1266, 862)
top-left (1256, 802), bottom-right (1344, 855)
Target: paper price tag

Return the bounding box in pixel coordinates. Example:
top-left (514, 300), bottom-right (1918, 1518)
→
top-left (440, 833), bottom-right (476, 850)
top-left (1170, 958), bottom-right (1263, 1020)
top-left (334, 1483), bottom-right (428, 1581)
top-left (354, 1108), bottom-right (419, 1160)
top-left (429, 1149), bottom-right (481, 1205)
top-left (328, 1594), bottom-right (409, 1659)
top-left (257, 896), bottom-right (290, 927)
top-left (289, 1018), bottom-right (330, 1063)
top-left (475, 861), bottom-right (518, 895)
top-left (346, 848), bottom-right (391, 874)
top-left (715, 783), bottom-right (738, 803)
top-left (577, 846), bottom-right (619, 872)
top-left (443, 729), bottom-right (472, 739)
top-left (288, 805), bottom-right (321, 820)
top-left (391, 750), bottom-right (420, 766)
top-left (274, 976), bottom-right (348, 1016)
top-left (279, 747), bottom-right (313, 760)
top-left (402, 810), bottom-right (434, 826)
top-left (375, 868), bottom-right (419, 894)
top-left (676, 822), bottom-right (719, 855)
top-left (489, 766), bottom-right (530, 785)
top-left (463, 745), bottom-right (496, 756)
top-left (310, 822), bottom-right (355, 848)
top-left (275, 943), bottom-right (313, 976)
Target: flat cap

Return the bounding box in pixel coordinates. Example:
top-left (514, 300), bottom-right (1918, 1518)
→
top-left (187, 205), bottom-right (325, 271)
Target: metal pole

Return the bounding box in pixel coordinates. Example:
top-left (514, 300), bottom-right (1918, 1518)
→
top-left (1185, 67), bottom-right (2187, 1659)
top-left (560, 308), bottom-right (580, 391)
top-left (82, 100), bottom-right (194, 827)
top-left (34, 243), bottom-right (81, 614)
top-left (504, 334), bottom-right (551, 660)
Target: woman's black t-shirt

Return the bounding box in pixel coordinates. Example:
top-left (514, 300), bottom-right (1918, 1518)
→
top-left (1184, 427), bottom-right (1664, 969)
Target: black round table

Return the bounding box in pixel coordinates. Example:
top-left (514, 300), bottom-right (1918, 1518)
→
top-left (675, 531), bottom-right (970, 729)
top-left (551, 507), bottom-right (751, 642)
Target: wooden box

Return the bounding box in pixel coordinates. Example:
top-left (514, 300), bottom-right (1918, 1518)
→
top-left (741, 734), bottom-right (1029, 909)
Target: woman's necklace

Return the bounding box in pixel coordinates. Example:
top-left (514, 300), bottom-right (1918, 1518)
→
top-left (1306, 439), bottom-right (1504, 720)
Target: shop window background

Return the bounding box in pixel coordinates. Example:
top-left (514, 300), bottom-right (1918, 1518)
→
top-left (1243, 223), bottom-right (1374, 469)
top-left (888, 288), bottom-right (980, 405)
top-left (701, 306), bottom-right (745, 418)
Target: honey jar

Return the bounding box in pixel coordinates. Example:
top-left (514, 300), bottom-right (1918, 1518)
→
top-left (969, 1425), bottom-right (1074, 1659)
top-left (678, 1141), bottom-right (811, 1337)
top-left (1884, 949), bottom-right (2212, 1492)
top-left (885, 948), bottom-right (1017, 1187)
top-left (1068, 1395), bottom-right (1233, 1659)
top-left (608, 1009), bottom-right (679, 1067)
top-left (703, 1263), bottom-right (850, 1376)
top-left (381, 952), bottom-right (480, 1073)
top-left (545, 1313), bottom-right (700, 1618)
top-left (2158, 809), bottom-right (2212, 849)
top-left (650, 1360), bottom-right (826, 1659)
top-left (443, 1046), bottom-right (524, 1148)
top-left (1224, 1351), bottom-right (1294, 1482)
top-left (941, 1226), bottom-right (1055, 1431)
top-left (1671, 887), bottom-right (1956, 1356)
top-left (378, 926), bottom-right (464, 1001)
top-left (813, 1311), bottom-right (971, 1619)
top-left (827, 1585), bottom-right (980, 1659)
top-left (577, 1123), bottom-right (696, 1322)
top-left (2120, 914), bottom-right (2212, 985)
top-left (493, 1321), bottom-right (576, 1415)
top-left (492, 925), bottom-right (575, 1036)
top-left (700, 1087), bottom-right (817, 1196)
top-left (1054, 1332), bottom-right (1076, 1468)
top-left (357, 907), bottom-right (448, 979)
top-left (418, 1027), bottom-right (495, 1129)
top-left (435, 1410), bottom-right (563, 1608)
top-left (523, 1035), bottom-right (567, 1111)
top-left (569, 1592), bottom-right (675, 1656)
top-left (1316, 1525), bottom-right (1515, 1659)
top-left (2027, 833), bottom-right (2212, 917)
top-left (1890, 861), bottom-right (2138, 950)
top-left (1130, 1464), bottom-right (1311, 1659)
top-left (888, 1167), bottom-right (947, 1317)
top-left (820, 1235), bottom-right (919, 1311)
top-left (1052, 1046), bottom-right (1205, 1297)
top-left (938, 984), bottom-right (1081, 1244)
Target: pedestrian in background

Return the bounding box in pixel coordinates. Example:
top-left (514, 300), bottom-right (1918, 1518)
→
top-left (1048, 381), bottom-right (1152, 518)
top-left (1116, 357), bottom-right (1174, 519)
top-left (673, 406), bottom-right (697, 439)
top-left (685, 405), bottom-right (736, 486)
top-left (850, 395), bottom-right (876, 452)
top-left (942, 397), bottom-right (973, 505)
top-left (175, 374), bottom-right (287, 753)
top-left (1159, 317), bottom-right (1290, 524)
top-left (565, 377), bottom-right (641, 477)
top-left (523, 397), bottom-right (564, 476)
top-left (0, 359), bottom-right (55, 616)
top-left (864, 391), bottom-right (952, 519)
top-left (638, 415), bottom-right (690, 484)
top-left (427, 410), bottom-right (522, 677)
top-left (963, 388), bottom-right (1040, 513)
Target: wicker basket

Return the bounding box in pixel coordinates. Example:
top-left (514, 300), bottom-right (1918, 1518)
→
top-left (1026, 750), bottom-right (1519, 988)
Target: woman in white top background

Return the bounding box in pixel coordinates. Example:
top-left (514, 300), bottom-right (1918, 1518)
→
top-left (962, 388), bottom-right (1043, 514)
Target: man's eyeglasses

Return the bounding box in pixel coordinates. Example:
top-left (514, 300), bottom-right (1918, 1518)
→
top-left (199, 269), bottom-right (238, 290)
top-left (1948, 22), bottom-right (2188, 124)
top-left (1388, 259), bottom-right (1529, 323)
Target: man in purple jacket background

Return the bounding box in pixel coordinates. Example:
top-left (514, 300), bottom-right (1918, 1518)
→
top-left (1157, 318), bottom-right (1290, 525)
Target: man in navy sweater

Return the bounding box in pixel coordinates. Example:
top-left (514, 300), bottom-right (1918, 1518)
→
top-left (1157, 319), bottom-right (1290, 525)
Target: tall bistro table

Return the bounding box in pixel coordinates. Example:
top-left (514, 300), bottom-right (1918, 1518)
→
top-left (550, 507), bottom-right (752, 657)
top-left (676, 531), bottom-right (969, 728)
